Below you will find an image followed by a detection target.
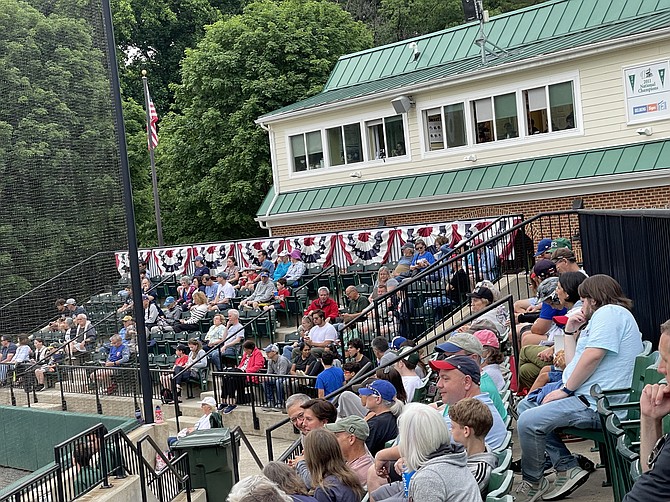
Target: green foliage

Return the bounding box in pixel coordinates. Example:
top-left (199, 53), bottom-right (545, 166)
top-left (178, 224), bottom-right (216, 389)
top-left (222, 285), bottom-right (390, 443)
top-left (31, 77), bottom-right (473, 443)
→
top-left (156, 0), bottom-right (372, 243)
top-left (0, 0), bottom-right (125, 301)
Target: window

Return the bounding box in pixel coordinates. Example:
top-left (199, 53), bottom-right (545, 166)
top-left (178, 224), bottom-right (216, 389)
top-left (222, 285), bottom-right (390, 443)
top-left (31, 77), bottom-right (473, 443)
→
top-left (367, 115), bottom-right (406, 160)
top-left (494, 93), bottom-right (518, 140)
top-left (290, 131), bottom-right (324, 172)
top-left (523, 81), bottom-right (575, 134)
top-left (327, 123), bottom-right (363, 166)
top-left (424, 103), bottom-right (467, 151)
top-left (473, 98), bottom-right (493, 144)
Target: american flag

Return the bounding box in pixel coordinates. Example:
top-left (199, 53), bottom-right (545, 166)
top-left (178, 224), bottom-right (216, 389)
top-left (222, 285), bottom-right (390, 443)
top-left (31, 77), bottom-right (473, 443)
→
top-left (147, 93), bottom-right (158, 150)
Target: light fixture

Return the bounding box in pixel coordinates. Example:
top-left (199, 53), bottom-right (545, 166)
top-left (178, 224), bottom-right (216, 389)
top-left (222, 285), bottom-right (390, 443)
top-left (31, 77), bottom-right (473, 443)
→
top-left (571, 198), bottom-right (584, 210)
top-left (636, 127), bottom-right (653, 136)
top-left (408, 42), bottom-right (420, 62)
top-left (391, 95), bottom-right (415, 114)
top-left (350, 171), bottom-right (362, 179)
top-left (463, 154), bottom-right (477, 162)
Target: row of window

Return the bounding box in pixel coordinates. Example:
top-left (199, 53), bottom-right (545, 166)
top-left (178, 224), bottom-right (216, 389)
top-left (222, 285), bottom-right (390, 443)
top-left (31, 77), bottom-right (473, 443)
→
top-left (289, 80), bottom-right (576, 173)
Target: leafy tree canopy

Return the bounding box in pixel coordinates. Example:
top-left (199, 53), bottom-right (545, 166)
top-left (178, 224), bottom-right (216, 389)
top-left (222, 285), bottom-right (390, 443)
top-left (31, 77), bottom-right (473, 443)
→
top-left (155, 0), bottom-right (372, 243)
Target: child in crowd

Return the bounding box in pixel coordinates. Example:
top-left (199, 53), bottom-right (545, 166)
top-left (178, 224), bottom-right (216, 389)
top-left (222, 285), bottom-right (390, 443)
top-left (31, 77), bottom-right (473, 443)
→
top-left (448, 397), bottom-right (498, 497)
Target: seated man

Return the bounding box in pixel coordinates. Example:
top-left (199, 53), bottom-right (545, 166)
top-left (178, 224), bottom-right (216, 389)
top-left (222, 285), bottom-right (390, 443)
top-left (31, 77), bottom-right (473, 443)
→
top-left (0, 335), bottom-right (17, 384)
top-left (393, 243), bottom-right (415, 279)
top-left (89, 335), bottom-right (130, 394)
top-left (515, 275), bottom-right (643, 502)
top-left (68, 314), bottom-right (97, 359)
top-left (622, 319), bottom-right (670, 501)
top-left (358, 380), bottom-right (400, 456)
top-left (304, 287), bottom-right (339, 323)
top-left (209, 272), bottom-right (236, 312)
top-left (262, 344), bottom-right (291, 409)
top-left (325, 415), bottom-right (374, 488)
top-left (337, 285), bottom-right (370, 331)
top-left (316, 351), bottom-right (345, 399)
top-left (304, 310), bottom-right (338, 354)
top-left (192, 255), bottom-right (210, 278)
top-left (239, 270), bottom-right (276, 310)
top-left (219, 309), bottom-right (245, 365)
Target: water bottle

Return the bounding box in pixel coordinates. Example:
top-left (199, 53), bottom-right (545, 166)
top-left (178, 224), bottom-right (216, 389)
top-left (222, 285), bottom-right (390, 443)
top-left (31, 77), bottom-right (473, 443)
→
top-left (155, 405), bottom-right (164, 424)
top-left (135, 408), bottom-right (144, 424)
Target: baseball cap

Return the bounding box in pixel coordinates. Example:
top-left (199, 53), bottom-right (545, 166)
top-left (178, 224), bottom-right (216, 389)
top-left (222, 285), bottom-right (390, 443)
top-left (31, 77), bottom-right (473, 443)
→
top-left (548, 238), bottom-right (572, 253)
top-left (389, 336), bottom-right (407, 350)
top-left (396, 346), bottom-right (420, 365)
top-left (429, 355), bottom-right (481, 384)
top-left (264, 344), bottom-right (279, 353)
top-left (537, 277), bottom-right (560, 303)
top-left (325, 416), bottom-right (370, 441)
top-left (401, 242), bottom-right (415, 251)
top-left (121, 315), bottom-right (133, 322)
top-left (534, 238), bottom-right (553, 256)
top-left (197, 397), bottom-right (217, 408)
top-left (216, 272), bottom-right (229, 279)
top-left (163, 296), bottom-right (175, 306)
top-left (176, 344), bottom-right (189, 353)
top-left (194, 255), bottom-right (204, 262)
top-left (66, 298), bottom-right (76, 305)
top-left (533, 259), bottom-right (557, 279)
top-left (260, 271), bottom-right (269, 277)
top-left (466, 287), bottom-right (494, 303)
top-left (386, 279), bottom-right (399, 290)
top-left (278, 250), bottom-right (289, 257)
top-left (435, 333), bottom-right (484, 356)
top-left (472, 329), bottom-right (499, 349)
top-left (551, 247), bottom-right (576, 262)
top-left (358, 380), bottom-right (397, 401)
top-left (466, 319), bottom-right (499, 336)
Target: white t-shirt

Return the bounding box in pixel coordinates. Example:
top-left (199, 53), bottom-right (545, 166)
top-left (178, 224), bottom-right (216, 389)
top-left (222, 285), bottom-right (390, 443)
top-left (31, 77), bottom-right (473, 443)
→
top-left (401, 374), bottom-right (422, 402)
top-left (194, 413), bottom-right (212, 431)
top-left (309, 323), bottom-right (338, 344)
top-left (217, 282), bottom-right (236, 300)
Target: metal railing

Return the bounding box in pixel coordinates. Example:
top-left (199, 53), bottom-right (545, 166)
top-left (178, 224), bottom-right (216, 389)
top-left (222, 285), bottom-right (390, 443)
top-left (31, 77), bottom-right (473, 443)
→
top-left (137, 435), bottom-right (192, 502)
top-left (268, 296), bottom-right (516, 461)
top-left (211, 370), bottom-right (318, 430)
top-left (230, 426), bottom-right (265, 483)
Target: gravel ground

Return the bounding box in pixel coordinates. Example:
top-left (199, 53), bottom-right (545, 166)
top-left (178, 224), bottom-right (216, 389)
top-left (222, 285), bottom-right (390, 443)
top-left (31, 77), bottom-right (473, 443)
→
top-left (0, 466), bottom-right (31, 490)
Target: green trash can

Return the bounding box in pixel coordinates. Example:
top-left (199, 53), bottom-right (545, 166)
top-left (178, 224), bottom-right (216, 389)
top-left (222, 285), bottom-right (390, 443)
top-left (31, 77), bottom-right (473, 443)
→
top-left (172, 428), bottom-right (238, 500)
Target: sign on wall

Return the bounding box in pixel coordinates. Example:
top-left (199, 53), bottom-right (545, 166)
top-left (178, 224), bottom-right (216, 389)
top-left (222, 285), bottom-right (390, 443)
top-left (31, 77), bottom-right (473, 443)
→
top-left (623, 60), bottom-right (670, 124)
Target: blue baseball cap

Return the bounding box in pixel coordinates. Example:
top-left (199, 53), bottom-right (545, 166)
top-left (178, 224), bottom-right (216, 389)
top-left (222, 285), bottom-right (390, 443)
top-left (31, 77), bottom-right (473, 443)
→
top-left (164, 296), bottom-right (176, 306)
top-left (534, 238), bottom-right (553, 256)
top-left (358, 380), bottom-right (397, 401)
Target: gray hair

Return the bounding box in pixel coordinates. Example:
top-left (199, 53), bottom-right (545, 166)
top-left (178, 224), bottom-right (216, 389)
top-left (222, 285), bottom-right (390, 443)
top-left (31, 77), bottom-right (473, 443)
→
top-left (398, 403), bottom-right (451, 472)
top-left (76, 313), bottom-right (87, 321)
top-left (227, 475), bottom-right (291, 502)
top-left (285, 393), bottom-right (310, 410)
top-left (317, 286), bottom-right (329, 295)
top-left (228, 309), bottom-right (240, 320)
top-left (371, 336), bottom-right (389, 354)
top-left (110, 334), bottom-right (122, 343)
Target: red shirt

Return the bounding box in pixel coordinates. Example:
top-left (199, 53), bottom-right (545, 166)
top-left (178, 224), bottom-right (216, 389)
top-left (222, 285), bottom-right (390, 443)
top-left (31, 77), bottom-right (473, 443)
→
top-left (304, 297), bottom-right (339, 321)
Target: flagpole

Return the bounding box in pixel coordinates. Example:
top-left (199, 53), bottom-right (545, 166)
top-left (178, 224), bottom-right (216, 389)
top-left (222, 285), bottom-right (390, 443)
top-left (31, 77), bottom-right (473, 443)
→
top-left (141, 70), bottom-right (164, 247)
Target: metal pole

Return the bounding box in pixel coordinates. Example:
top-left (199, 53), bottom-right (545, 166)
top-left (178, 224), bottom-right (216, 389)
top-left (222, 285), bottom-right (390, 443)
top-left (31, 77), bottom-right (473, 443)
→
top-left (101, 0), bottom-right (155, 424)
top-left (141, 73), bottom-right (164, 247)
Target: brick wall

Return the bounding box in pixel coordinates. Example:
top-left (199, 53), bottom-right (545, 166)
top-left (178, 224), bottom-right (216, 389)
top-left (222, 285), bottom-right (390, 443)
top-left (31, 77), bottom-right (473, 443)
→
top-left (269, 185), bottom-right (670, 236)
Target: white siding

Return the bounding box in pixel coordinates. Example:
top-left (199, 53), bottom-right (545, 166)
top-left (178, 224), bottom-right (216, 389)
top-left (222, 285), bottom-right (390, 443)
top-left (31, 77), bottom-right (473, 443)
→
top-left (267, 39), bottom-right (670, 193)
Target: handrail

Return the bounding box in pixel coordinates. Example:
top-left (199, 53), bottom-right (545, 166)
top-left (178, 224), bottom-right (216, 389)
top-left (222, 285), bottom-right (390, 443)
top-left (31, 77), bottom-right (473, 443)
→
top-left (137, 433), bottom-right (192, 502)
top-left (171, 308), bottom-right (271, 381)
top-left (230, 426), bottom-right (264, 482)
top-left (270, 298), bottom-right (514, 460)
top-left (265, 361), bottom-right (372, 461)
top-left (0, 251), bottom-right (116, 312)
top-left (339, 214), bottom-right (521, 334)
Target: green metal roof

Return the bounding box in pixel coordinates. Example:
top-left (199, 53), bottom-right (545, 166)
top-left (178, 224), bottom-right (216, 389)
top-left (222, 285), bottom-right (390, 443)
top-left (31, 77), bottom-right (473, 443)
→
top-left (259, 0), bottom-right (670, 120)
top-left (256, 140), bottom-right (670, 217)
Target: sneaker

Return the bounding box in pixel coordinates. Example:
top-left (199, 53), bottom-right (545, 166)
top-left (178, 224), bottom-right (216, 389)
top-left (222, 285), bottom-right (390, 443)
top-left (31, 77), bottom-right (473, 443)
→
top-left (542, 466), bottom-right (590, 500)
top-left (223, 404), bottom-right (237, 414)
top-left (217, 403), bottom-right (228, 412)
top-left (514, 478), bottom-right (549, 502)
top-left (261, 403), bottom-right (274, 411)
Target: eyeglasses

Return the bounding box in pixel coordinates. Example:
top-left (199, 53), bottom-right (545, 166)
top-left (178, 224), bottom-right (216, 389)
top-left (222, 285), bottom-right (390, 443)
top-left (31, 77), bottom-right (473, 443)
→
top-left (289, 412), bottom-right (304, 424)
top-left (416, 246), bottom-right (425, 250)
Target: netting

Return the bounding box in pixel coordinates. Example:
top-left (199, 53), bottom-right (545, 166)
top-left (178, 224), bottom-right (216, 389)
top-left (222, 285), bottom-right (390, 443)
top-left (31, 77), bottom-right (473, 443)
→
top-left (0, 0), bottom-right (127, 335)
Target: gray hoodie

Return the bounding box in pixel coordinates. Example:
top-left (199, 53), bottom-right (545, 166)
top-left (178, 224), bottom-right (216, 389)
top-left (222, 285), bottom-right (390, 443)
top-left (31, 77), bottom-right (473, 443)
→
top-left (408, 443), bottom-right (481, 502)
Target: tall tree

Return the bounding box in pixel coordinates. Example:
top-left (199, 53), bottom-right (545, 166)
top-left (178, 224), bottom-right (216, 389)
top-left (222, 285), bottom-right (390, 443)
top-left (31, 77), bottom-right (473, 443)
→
top-left (156, 0), bottom-right (373, 243)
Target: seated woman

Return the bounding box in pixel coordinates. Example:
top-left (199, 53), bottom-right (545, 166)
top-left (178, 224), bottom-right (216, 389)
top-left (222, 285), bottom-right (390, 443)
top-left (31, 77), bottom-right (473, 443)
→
top-left (373, 403), bottom-right (480, 502)
top-left (173, 291), bottom-right (208, 333)
top-left (176, 276), bottom-right (196, 309)
top-left (219, 340), bottom-right (264, 414)
top-left (172, 338), bottom-right (207, 396)
top-left (290, 342), bottom-right (317, 375)
top-left (408, 239), bottom-right (436, 275)
top-left (222, 256), bottom-right (241, 286)
top-left (303, 428), bottom-right (364, 502)
top-left (168, 397), bottom-right (222, 447)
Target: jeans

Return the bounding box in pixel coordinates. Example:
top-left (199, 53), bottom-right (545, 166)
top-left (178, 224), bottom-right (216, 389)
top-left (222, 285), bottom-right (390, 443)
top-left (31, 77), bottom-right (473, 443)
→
top-left (517, 395), bottom-right (600, 483)
top-left (263, 378), bottom-right (285, 406)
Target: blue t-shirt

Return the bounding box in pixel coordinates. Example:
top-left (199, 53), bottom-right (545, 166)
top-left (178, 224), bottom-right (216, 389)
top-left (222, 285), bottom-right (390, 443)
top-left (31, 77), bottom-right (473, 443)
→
top-left (261, 259), bottom-right (275, 277)
top-left (316, 367), bottom-right (345, 397)
top-left (411, 251), bottom-right (436, 267)
top-left (563, 304), bottom-right (643, 407)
